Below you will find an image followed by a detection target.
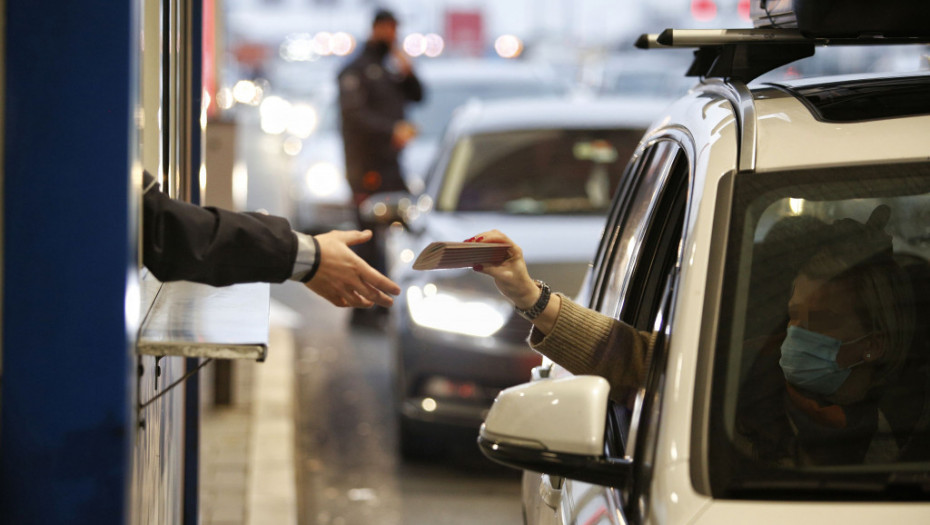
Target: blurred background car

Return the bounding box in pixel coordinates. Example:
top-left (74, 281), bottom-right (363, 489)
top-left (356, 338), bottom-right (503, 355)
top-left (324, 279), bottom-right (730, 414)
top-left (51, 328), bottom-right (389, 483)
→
top-left (360, 96), bottom-right (670, 458)
top-left (400, 58), bottom-right (570, 192)
top-left (284, 57), bottom-right (569, 234)
top-left (579, 49), bottom-right (696, 98)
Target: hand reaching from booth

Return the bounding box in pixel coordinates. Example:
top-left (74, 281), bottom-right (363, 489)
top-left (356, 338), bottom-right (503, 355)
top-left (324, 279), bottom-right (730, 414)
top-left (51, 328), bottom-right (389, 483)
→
top-left (304, 230), bottom-right (401, 308)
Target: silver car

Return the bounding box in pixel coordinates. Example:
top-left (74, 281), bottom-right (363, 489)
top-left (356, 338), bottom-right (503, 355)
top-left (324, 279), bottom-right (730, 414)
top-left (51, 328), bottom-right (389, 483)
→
top-left (364, 96), bottom-right (671, 459)
top-left (288, 58), bottom-right (568, 234)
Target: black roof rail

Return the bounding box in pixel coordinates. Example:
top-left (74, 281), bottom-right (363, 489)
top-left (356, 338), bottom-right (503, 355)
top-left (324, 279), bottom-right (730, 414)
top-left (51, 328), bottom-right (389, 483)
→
top-left (635, 28), bottom-right (930, 83)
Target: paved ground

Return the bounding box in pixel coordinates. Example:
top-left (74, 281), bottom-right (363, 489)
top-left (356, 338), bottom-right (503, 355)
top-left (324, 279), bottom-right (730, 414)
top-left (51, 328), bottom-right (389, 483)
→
top-left (199, 303), bottom-right (299, 525)
top-left (198, 281), bottom-right (524, 525)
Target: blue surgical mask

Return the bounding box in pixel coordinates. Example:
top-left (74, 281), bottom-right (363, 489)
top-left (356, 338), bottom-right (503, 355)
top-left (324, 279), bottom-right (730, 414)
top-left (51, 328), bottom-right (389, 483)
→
top-left (779, 325), bottom-right (869, 396)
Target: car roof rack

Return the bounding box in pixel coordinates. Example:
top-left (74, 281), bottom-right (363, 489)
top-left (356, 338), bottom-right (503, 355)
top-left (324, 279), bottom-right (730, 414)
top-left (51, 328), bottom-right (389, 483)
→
top-left (635, 28), bottom-right (930, 83)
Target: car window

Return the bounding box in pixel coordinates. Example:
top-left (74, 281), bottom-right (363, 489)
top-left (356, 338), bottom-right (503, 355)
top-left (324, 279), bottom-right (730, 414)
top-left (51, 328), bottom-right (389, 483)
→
top-left (589, 139), bottom-right (689, 454)
top-left (436, 128), bottom-right (644, 214)
top-left (597, 146), bottom-right (689, 517)
top-left (594, 141), bottom-right (679, 317)
top-left (709, 162), bottom-right (930, 499)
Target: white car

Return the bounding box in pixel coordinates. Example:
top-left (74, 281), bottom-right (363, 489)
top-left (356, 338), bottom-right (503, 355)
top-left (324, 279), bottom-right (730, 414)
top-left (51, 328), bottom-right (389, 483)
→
top-left (479, 14), bottom-right (930, 525)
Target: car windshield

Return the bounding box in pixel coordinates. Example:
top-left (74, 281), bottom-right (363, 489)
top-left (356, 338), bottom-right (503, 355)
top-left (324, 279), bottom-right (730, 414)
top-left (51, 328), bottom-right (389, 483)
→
top-left (709, 162), bottom-right (930, 498)
top-left (436, 128), bottom-right (642, 214)
top-left (407, 81), bottom-right (563, 139)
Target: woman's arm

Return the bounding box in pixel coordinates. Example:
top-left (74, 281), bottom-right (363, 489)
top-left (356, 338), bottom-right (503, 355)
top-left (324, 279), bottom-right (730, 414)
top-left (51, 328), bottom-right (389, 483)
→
top-left (468, 230), bottom-right (650, 399)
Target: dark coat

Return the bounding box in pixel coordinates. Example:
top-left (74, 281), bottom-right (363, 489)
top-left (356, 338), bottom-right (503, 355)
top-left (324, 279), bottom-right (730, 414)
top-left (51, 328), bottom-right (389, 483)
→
top-left (338, 41), bottom-right (423, 196)
top-left (142, 171), bottom-right (296, 286)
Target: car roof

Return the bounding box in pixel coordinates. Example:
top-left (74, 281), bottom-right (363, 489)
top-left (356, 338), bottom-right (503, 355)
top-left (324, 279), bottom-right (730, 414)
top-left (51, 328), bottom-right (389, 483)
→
top-left (664, 73), bottom-right (930, 177)
top-left (444, 96), bottom-right (672, 136)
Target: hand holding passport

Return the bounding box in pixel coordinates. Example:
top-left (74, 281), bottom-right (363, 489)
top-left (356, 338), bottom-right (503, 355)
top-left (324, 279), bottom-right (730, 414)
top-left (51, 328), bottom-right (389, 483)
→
top-left (412, 241), bottom-right (510, 270)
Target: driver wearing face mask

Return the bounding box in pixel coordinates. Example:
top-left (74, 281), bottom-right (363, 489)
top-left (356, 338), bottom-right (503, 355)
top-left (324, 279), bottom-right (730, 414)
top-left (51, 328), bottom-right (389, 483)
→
top-left (740, 205), bottom-right (915, 466)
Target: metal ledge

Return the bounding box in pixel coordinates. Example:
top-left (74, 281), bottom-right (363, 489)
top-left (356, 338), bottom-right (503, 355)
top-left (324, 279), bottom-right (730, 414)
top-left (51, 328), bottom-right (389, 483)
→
top-left (138, 275), bottom-right (270, 362)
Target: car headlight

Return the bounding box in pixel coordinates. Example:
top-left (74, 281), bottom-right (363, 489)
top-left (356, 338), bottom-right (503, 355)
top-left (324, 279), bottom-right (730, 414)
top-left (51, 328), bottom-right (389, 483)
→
top-left (287, 103), bottom-right (319, 139)
top-left (259, 95), bottom-right (291, 135)
top-left (406, 283), bottom-right (512, 337)
top-left (304, 162), bottom-right (343, 198)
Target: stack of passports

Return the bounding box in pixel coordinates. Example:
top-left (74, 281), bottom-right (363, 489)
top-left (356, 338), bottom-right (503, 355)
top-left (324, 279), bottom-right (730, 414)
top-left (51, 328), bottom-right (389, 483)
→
top-left (413, 242), bottom-right (510, 270)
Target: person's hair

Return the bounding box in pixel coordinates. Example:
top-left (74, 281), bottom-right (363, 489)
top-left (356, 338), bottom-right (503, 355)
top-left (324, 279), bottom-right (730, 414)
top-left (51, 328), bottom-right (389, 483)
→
top-left (372, 8), bottom-right (397, 27)
top-left (799, 205), bottom-right (915, 384)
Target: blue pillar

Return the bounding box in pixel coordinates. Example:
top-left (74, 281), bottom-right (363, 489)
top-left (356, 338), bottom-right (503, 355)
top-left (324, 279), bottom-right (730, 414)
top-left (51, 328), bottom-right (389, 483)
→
top-left (184, 1), bottom-right (204, 523)
top-left (1, 1), bottom-right (137, 523)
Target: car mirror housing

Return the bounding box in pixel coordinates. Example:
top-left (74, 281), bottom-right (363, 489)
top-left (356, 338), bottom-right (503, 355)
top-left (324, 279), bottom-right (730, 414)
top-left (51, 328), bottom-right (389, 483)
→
top-left (478, 375), bottom-right (633, 486)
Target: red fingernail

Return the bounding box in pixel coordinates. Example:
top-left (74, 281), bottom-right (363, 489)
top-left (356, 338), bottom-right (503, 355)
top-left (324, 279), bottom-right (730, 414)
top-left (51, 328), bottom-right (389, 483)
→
top-left (464, 237), bottom-right (474, 242)
top-left (475, 236), bottom-right (484, 242)
top-left (473, 264), bottom-right (483, 271)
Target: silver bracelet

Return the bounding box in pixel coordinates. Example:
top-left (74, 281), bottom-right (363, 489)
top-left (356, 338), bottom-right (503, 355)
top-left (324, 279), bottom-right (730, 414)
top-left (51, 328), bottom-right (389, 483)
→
top-left (514, 280), bottom-right (551, 321)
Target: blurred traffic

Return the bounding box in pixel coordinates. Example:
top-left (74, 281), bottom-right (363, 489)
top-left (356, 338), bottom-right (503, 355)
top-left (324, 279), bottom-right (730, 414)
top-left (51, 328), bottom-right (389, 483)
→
top-left (358, 95), bottom-right (668, 457)
top-left (218, 0), bottom-right (930, 449)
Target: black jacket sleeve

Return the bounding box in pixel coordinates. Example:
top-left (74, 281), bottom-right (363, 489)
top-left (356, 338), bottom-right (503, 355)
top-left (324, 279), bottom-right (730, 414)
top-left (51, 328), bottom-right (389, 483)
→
top-left (401, 71), bottom-right (424, 103)
top-left (142, 171), bottom-right (298, 286)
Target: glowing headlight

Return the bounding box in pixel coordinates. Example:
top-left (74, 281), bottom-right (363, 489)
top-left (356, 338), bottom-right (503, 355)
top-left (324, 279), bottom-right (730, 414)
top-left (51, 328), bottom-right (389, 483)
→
top-left (287, 103), bottom-right (319, 139)
top-left (260, 96), bottom-right (292, 135)
top-left (406, 284), bottom-right (511, 337)
top-left (304, 162), bottom-right (342, 198)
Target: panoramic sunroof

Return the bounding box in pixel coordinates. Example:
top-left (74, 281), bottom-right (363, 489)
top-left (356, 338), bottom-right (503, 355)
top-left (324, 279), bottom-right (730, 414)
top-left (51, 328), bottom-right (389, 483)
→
top-left (774, 75), bottom-right (930, 122)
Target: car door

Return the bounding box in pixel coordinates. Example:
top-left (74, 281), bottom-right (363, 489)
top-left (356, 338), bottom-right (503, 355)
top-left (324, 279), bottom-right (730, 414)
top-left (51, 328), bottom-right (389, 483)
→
top-left (524, 137), bottom-right (692, 525)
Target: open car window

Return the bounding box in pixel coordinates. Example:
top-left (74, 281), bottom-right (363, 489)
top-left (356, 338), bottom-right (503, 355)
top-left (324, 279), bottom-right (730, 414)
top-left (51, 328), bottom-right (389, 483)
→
top-left (710, 162), bottom-right (930, 499)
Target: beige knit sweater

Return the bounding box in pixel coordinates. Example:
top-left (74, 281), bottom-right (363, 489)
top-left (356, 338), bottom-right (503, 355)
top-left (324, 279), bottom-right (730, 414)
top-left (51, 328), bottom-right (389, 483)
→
top-left (527, 294), bottom-right (652, 403)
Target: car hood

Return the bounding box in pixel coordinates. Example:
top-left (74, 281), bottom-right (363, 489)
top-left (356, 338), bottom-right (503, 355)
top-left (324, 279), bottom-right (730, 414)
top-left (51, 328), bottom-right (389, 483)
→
top-left (406, 211), bottom-right (605, 295)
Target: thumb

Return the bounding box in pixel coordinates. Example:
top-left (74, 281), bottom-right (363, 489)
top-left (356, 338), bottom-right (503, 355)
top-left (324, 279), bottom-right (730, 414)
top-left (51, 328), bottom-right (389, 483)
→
top-left (338, 229), bottom-right (374, 247)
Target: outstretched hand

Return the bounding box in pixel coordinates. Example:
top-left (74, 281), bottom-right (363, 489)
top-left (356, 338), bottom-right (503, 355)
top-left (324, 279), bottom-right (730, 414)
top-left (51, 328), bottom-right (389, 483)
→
top-left (304, 230), bottom-right (401, 308)
top-left (465, 230), bottom-right (540, 310)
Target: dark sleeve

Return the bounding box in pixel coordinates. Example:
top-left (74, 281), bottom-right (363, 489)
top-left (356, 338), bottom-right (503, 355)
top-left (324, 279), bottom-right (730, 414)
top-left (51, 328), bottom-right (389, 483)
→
top-left (142, 171), bottom-right (297, 286)
top-left (401, 71), bottom-right (424, 102)
top-left (338, 69), bottom-right (397, 135)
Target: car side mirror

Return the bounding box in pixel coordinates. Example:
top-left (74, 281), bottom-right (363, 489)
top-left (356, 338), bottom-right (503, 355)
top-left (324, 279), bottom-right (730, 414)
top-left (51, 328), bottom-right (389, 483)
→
top-left (478, 375), bottom-right (633, 486)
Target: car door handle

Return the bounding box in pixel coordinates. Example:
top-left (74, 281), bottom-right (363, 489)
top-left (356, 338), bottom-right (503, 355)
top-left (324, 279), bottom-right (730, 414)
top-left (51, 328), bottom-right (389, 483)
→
top-left (531, 364), bottom-right (552, 381)
top-left (539, 473), bottom-right (563, 509)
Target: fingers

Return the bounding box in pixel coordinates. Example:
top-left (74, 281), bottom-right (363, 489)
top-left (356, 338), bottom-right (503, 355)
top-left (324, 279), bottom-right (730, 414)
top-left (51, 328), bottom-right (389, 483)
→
top-left (464, 229), bottom-right (522, 267)
top-left (306, 279), bottom-right (377, 308)
top-left (358, 264), bottom-right (401, 296)
top-left (328, 229), bottom-right (373, 247)
top-left (304, 231), bottom-right (400, 308)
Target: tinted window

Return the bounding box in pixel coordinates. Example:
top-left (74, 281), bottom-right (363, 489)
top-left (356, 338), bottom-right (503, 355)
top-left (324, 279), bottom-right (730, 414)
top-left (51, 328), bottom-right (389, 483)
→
top-left (436, 128), bottom-right (644, 214)
top-left (777, 75), bottom-right (930, 122)
top-left (710, 162), bottom-right (930, 499)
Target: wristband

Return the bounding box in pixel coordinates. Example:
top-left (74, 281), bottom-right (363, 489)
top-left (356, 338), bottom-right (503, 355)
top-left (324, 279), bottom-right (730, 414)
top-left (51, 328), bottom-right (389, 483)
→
top-left (299, 236), bottom-right (322, 283)
top-left (514, 280), bottom-right (550, 321)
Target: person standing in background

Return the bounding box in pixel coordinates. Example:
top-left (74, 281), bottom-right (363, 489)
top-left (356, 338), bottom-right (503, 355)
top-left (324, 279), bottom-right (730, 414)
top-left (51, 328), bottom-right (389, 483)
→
top-left (338, 8), bottom-right (424, 326)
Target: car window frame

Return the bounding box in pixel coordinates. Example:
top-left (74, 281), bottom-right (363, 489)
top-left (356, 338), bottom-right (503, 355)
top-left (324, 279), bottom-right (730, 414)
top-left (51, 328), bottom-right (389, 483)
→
top-left (621, 159), bottom-right (689, 522)
top-left (584, 137), bottom-right (693, 522)
top-left (588, 140), bottom-right (680, 315)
